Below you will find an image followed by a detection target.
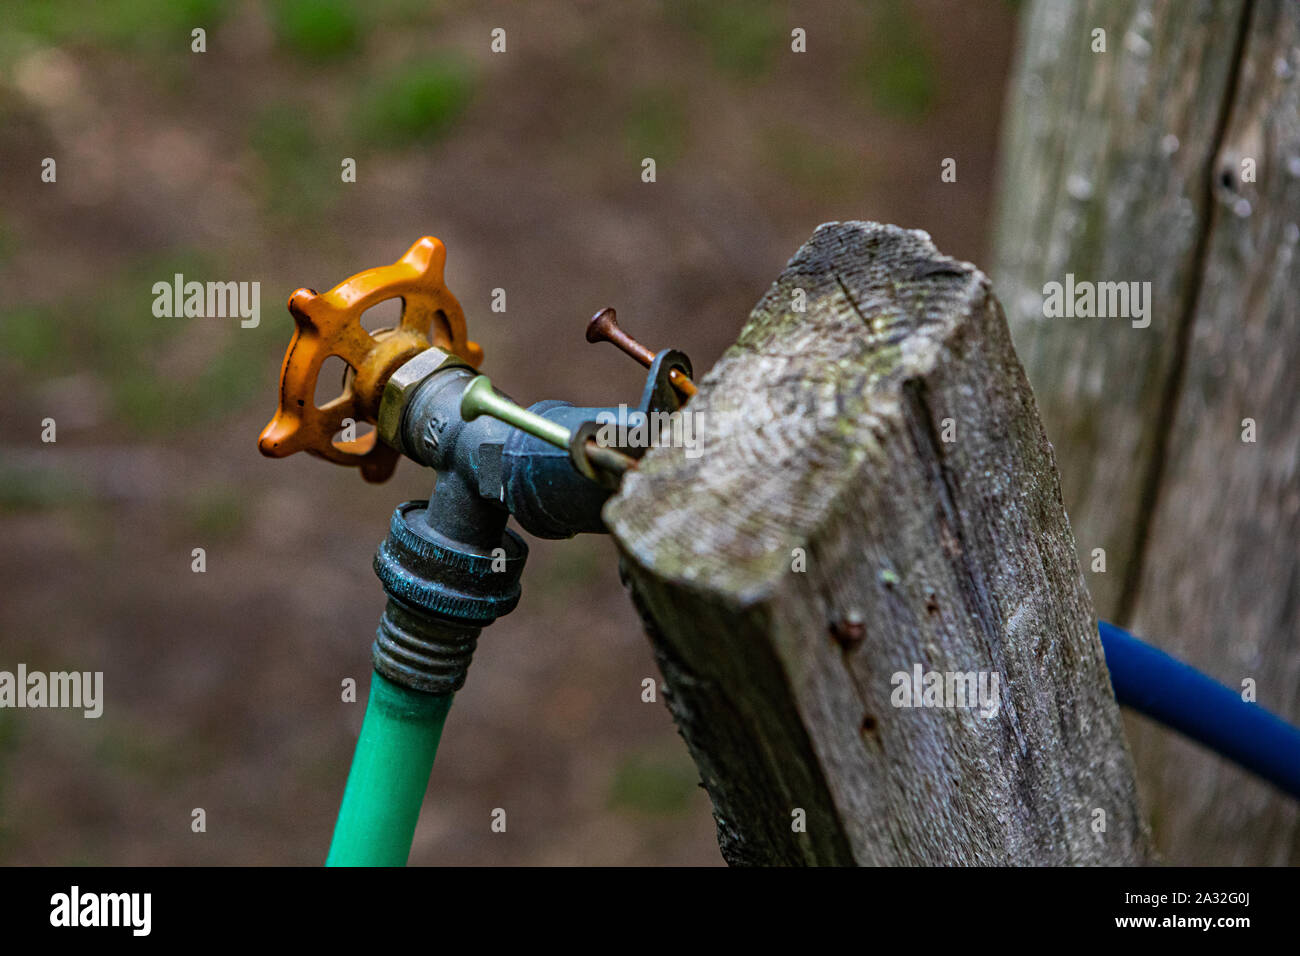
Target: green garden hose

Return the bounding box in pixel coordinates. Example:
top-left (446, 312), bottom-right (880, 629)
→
top-left (326, 672), bottom-right (453, 867)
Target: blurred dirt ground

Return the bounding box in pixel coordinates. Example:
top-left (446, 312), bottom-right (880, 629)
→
top-left (0, 0), bottom-right (1016, 864)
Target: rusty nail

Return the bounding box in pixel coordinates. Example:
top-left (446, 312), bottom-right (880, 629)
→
top-left (586, 307), bottom-right (698, 398)
top-left (586, 307), bottom-right (657, 366)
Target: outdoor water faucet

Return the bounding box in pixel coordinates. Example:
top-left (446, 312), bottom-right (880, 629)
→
top-left (256, 236), bottom-right (694, 695)
top-left (254, 236), bottom-right (696, 865)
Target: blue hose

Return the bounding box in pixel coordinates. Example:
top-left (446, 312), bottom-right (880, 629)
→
top-left (1099, 621), bottom-right (1300, 799)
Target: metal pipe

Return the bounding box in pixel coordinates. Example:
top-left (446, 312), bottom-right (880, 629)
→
top-left (326, 672), bottom-right (453, 866)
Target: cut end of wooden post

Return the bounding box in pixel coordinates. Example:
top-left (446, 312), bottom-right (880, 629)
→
top-left (606, 221), bottom-right (993, 605)
top-left (606, 220), bottom-right (1151, 866)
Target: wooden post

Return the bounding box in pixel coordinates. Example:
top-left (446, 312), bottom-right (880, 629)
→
top-left (606, 221), bottom-right (1150, 865)
top-left (993, 0), bottom-right (1299, 864)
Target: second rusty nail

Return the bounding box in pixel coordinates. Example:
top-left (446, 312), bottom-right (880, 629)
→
top-left (586, 307), bottom-right (698, 398)
top-left (586, 307), bottom-right (656, 366)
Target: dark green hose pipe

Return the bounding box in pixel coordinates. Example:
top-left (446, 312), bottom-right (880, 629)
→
top-left (327, 672), bottom-right (452, 867)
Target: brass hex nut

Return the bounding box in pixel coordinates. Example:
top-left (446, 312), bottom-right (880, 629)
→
top-left (377, 346), bottom-right (471, 454)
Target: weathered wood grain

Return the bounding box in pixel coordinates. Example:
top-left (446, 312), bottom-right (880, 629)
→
top-left (994, 0), bottom-right (1299, 864)
top-left (993, 0), bottom-right (1249, 618)
top-left (1125, 1), bottom-right (1300, 865)
top-left (606, 221), bottom-right (1150, 865)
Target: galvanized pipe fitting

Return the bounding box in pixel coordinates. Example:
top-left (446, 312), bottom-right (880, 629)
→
top-left (372, 500), bottom-right (527, 693)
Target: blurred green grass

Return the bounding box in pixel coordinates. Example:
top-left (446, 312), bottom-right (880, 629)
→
top-left (762, 125), bottom-right (862, 198)
top-left (623, 89), bottom-right (689, 167)
top-left (1, 0), bottom-right (227, 67)
top-left (270, 0), bottom-right (363, 60)
top-left (608, 750), bottom-right (700, 816)
top-left (667, 0), bottom-right (782, 81)
top-left (354, 57), bottom-right (477, 147)
top-left (2, 251), bottom-right (281, 440)
top-left (184, 484), bottom-right (251, 541)
top-left (248, 102), bottom-right (338, 225)
top-left (0, 467), bottom-right (88, 514)
top-left (0, 306), bottom-right (65, 373)
top-left (861, 0), bottom-right (937, 118)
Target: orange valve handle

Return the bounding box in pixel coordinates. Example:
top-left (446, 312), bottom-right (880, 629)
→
top-left (258, 237), bottom-right (483, 483)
